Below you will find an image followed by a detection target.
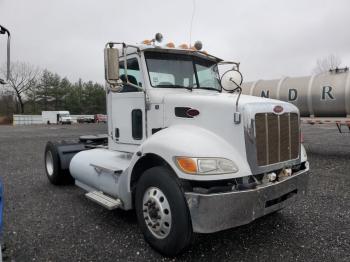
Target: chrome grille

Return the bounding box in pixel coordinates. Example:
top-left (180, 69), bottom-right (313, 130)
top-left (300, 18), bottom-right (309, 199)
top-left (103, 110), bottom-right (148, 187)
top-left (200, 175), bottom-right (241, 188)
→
top-left (255, 113), bottom-right (299, 166)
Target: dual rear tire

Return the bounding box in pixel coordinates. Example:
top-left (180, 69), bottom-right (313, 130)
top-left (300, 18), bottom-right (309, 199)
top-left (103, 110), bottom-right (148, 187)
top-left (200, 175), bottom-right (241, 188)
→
top-left (44, 141), bottom-right (74, 185)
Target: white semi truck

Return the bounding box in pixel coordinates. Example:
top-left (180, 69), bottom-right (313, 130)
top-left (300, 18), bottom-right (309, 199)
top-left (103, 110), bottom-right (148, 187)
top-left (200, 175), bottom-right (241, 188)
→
top-left (44, 34), bottom-right (309, 256)
top-left (42, 110), bottom-right (72, 125)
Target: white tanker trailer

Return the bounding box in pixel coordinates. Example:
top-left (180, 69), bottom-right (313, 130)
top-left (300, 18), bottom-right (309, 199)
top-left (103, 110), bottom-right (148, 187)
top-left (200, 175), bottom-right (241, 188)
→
top-left (242, 68), bottom-right (350, 132)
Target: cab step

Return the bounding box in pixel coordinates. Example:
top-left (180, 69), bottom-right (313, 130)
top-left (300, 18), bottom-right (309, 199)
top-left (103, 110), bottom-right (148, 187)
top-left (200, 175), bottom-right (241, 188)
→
top-left (85, 191), bottom-right (122, 210)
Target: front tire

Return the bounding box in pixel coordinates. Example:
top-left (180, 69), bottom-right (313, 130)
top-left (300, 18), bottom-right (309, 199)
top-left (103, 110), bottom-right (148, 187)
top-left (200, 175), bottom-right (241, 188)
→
top-left (135, 166), bottom-right (192, 256)
top-left (44, 141), bottom-right (74, 185)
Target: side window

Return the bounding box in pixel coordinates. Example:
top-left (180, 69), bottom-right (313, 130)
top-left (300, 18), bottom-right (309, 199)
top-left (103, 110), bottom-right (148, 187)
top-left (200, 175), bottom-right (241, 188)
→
top-left (119, 58), bottom-right (142, 92)
top-left (196, 63), bottom-right (220, 89)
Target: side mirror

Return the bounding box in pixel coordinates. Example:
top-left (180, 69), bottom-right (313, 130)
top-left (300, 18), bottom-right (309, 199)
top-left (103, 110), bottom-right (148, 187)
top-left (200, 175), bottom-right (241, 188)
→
top-left (220, 69), bottom-right (243, 92)
top-left (104, 46), bottom-right (119, 84)
top-left (0, 25), bottom-right (10, 84)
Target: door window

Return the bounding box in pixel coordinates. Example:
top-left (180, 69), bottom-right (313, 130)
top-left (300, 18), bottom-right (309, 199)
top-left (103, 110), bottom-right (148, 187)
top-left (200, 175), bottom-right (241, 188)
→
top-left (119, 58), bottom-right (142, 92)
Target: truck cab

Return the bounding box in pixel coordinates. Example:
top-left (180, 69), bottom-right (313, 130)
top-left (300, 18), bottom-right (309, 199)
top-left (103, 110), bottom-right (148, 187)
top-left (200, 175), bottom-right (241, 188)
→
top-left (44, 35), bottom-right (309, 256)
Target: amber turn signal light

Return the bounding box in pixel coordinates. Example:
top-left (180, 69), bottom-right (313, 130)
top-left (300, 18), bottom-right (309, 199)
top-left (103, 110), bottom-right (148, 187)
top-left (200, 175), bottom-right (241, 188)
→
top-left (176, 157), bottom-right (197, 174)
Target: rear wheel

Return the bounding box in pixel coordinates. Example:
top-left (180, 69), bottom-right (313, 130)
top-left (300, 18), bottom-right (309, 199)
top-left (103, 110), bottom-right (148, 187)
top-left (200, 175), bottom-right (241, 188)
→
top-left (44, 141), bottom-right (74, 185)
top-left (135, 166), bottom-right (192, 256)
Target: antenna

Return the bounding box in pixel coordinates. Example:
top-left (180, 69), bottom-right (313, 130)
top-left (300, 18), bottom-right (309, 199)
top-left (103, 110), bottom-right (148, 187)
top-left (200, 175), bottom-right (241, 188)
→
top-left (189, 0), bottom-right (196, 47)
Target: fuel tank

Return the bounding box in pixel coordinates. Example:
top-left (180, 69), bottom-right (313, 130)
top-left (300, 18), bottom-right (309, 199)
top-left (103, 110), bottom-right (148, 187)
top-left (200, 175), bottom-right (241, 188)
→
top-left (242, 69), bottom-right (350, 117)
top-left (69, 148), bottom-right (131, 198)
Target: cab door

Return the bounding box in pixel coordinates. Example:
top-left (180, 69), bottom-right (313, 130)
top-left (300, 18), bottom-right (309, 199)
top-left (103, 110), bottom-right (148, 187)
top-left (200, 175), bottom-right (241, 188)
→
top-left (109, 55), bottom-right (146, 153)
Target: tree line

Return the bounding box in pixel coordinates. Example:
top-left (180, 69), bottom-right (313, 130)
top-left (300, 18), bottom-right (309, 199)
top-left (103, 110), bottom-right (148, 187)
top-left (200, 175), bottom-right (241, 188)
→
top-left (0, 62), bottom-right (106, 117)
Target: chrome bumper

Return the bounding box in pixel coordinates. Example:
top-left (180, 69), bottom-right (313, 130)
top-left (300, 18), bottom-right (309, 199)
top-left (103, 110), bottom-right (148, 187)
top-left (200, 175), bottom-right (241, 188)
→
top-left (185, 165), bottom-right (309, 233)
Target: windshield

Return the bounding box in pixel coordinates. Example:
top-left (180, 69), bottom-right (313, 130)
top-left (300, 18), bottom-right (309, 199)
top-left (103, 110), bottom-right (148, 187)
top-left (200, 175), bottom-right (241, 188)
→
top-left (60, 114), bottom-right (70, 117)
top-left (144, 52), bottom-right (221, 91)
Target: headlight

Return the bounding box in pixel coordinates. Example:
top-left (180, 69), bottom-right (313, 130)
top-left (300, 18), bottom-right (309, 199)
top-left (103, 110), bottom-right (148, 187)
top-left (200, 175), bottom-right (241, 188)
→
top-left (175, 157), bottom-right (238, 175)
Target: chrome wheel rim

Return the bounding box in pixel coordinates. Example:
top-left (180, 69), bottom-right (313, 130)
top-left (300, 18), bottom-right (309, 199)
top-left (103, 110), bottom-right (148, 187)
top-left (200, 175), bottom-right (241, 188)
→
top-left (45, 151), bottom-right (54, 176)
top-left (142, 187), bottom-right (172, 239)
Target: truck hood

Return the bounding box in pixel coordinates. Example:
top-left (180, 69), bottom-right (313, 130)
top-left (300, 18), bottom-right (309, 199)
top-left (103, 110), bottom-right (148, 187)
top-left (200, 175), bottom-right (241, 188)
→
top-left (158, 90), bottom-right (300, 174)
top-left (161, 91), bottom-right (298, 124)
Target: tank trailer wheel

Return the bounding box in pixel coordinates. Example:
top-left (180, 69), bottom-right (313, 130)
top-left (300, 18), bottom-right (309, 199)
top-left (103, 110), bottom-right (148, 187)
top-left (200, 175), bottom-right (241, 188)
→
top-left (135, 166), bottom-right (192, 256)
top-left (44, 141), bottom-right (74, 185)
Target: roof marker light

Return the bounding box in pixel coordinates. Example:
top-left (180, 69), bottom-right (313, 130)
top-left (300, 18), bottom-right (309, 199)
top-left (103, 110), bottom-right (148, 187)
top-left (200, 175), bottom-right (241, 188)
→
top-left (179, 43), bottom-right (189, 49)
top-left (142, 39), bottom-right (152, 45)
top-left (166, 42), bottom-right (175, 48)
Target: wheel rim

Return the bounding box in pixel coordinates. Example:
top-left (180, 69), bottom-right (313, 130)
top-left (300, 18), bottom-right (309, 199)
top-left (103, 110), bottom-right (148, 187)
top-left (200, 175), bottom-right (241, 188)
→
top-left (142, 187), bottom-right (172, 239)
top-left (45, 150), bottom-right (54, 176)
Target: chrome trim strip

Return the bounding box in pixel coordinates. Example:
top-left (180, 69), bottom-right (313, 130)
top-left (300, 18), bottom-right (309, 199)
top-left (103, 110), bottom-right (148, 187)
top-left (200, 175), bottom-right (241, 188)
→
top-left (265, 113), bottom-right (269, 165)
top-left (288, 113), bottom-right (292, 159)
top-left (277, 115), bottom-right (281, 162)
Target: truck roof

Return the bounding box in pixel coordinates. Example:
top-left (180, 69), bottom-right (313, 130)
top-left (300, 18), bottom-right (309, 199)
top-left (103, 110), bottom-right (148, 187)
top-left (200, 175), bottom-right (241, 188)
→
top-left (118, 43), bottom-right (223, 63)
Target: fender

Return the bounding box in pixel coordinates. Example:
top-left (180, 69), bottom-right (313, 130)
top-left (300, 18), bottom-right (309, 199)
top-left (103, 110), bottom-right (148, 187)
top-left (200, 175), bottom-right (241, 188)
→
top-left (56, 142), bottom-right (87, 170)
top-left (127, 124), bottom-right (252, 186)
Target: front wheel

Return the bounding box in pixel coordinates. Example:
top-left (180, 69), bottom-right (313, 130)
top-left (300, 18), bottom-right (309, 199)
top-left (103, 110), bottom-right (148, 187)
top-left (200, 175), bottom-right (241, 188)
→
top-left (135, 166), bottom-right (193, 256)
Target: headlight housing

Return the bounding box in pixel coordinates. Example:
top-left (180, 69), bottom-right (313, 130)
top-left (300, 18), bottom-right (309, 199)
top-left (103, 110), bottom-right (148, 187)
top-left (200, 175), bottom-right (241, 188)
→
top-left (175, 157), bottom-right (239, 175)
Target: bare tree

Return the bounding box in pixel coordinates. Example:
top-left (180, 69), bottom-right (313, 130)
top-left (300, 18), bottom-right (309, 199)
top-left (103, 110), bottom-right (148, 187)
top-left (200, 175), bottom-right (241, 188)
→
top-left (313, 54), bottom-right (342, 75)
top-left (1, 62), bottom-right (40, 113)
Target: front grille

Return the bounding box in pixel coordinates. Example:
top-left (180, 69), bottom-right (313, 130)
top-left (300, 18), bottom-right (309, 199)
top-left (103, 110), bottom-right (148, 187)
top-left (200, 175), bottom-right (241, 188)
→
top-left (255, 113), bottom-right (299, 166)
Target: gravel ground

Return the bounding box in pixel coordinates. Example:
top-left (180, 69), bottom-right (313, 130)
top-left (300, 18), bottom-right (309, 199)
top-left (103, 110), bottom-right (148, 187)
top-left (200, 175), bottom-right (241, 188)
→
top-left (0, 123), bottom-right (349, 261)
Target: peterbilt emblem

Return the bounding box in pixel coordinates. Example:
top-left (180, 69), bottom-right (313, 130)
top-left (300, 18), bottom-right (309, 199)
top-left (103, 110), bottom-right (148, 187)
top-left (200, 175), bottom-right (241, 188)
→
top-left (186, 108), bottom-right (200, 117)
top-left (273, 105), bottom-right (284, 114)
top-left (175, 107), bottom-right (200, 118)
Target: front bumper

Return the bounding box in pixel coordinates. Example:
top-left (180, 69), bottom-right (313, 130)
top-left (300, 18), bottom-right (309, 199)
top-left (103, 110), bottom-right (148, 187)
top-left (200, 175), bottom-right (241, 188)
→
top-left (185, 164), bottom-right (309, 233)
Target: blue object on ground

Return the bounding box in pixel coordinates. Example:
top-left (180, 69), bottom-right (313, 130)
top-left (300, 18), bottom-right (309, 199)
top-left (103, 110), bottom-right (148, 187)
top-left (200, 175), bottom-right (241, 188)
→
top-left (0, 178), bottom-right (2, 237)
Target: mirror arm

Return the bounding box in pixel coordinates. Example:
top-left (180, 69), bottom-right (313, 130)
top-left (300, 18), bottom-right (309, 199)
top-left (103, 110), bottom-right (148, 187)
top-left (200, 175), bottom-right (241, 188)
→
top-left (228, 78), bottom-right (242, 110)
top-left (6, 32), bottom-right (10, 80)
top-left (235, 87), bottom-right (242, 112)
top-left (106, 81), bottom-right (122, 93)
top-left (122, 44), bottom-right (144, 92)
top-left (218, 61), bottom-right (240, 71)
top-left (105, 42), bottom-right (143, 93)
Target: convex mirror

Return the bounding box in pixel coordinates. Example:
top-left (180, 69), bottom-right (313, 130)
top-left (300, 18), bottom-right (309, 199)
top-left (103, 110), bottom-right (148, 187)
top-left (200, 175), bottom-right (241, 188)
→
top-left (220, 69), bottom-right (243, 92)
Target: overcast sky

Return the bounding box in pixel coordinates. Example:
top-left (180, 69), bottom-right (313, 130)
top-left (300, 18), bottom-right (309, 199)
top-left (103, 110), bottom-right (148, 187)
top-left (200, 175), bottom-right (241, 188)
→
top-left (1, 0), bottom-right (349, 83)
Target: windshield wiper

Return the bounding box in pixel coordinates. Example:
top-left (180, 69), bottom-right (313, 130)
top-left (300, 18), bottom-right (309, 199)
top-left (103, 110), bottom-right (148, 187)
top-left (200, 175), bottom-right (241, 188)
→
top-left (156, 84), bottom-right (193, 91)
top-left (197, 87), bottom-right (221, 92)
